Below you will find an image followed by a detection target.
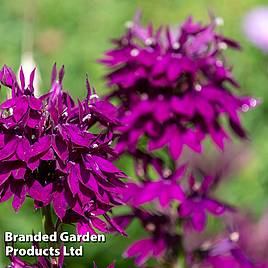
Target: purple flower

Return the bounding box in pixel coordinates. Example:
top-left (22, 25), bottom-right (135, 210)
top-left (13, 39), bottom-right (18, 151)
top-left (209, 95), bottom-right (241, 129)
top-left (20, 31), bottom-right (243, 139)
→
top-left (178, 175), bottom-right (227, 231)
top-left (124, 164), bottom-right (186, 208)
top-left (112, 209), bottom-right (180, 266)
top-left (199, 234), bottom-right (267, 268)
top-left (229, 212), bottom-right (268, 265)
top-left (101, 13), bottom-right (258, 160)
top-left (184, 215), bottom-right (268, 268)
top-left (8, 256), bottom-right (32, 268)
top-left (8, 246), bottom-right (64, 268)
top-left (0, 64), bottom-right (126, 234)
top-left (124, 237), bottom-right (166, 266)
top-left (243, 7), bottom-right (268, 53)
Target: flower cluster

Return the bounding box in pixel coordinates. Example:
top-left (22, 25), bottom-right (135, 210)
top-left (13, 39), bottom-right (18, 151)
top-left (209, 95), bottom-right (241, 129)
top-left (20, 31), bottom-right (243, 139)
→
top-left (0, 64), bottom-right (126, 235)
top-left (101, 13), bottom-right (258, 159)
top-left (100, 12), bottom-right (259, 267)
top-left (178, 174), bottom-right (227, 232)
top-left (116, 170), bottom-right (229, 265)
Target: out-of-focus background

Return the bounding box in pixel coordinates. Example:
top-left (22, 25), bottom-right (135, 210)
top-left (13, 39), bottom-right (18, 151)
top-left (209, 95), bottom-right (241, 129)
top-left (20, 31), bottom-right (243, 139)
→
top-left (0, 0), bottom-right (268, 267)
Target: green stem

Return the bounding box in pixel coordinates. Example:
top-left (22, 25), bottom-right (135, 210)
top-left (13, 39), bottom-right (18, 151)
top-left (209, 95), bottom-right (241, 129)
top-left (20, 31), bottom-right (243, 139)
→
top-left (41, 205), bottom-right (59, 265)
top-left (42, 205), bottom-right (55, 235)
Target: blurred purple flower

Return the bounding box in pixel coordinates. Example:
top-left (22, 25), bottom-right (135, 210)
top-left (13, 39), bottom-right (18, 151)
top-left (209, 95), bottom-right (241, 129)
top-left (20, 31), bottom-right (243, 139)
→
top-left (101, 13), bottom-right (257, 160)
top-left (184, 212), bottom-right (268, 268)
top-left (179, 175), bottom-right (227, 232)
top-left (199, 234), bottom-right (267, 268)
top-left (8, 256), bottom-right (32, 268)
top-left (229, 211), bottom-right (268, 265)
top-left (243, 7), bottom-right (268, 52)
top-left (124, 237), bottom-right (166, 266)
top-left (115, 209), bottom-right (179, 266)
top-left (0, 64), bottom-right (126, 234)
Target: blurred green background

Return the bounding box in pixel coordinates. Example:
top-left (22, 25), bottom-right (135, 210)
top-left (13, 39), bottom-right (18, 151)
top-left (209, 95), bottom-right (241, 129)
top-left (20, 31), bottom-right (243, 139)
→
top-left (0, 0), bottom-right (268, 267)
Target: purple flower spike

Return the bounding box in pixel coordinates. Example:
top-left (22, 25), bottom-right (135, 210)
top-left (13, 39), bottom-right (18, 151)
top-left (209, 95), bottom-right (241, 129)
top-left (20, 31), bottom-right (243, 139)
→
top-left (101, 14), bottom-right (258, 159)
top-left (8, 256), bottom-right (32, 268)
top-left (0, 64), bottom-right (127, 235)
top-left (99, 12), bottom-right (261, 268)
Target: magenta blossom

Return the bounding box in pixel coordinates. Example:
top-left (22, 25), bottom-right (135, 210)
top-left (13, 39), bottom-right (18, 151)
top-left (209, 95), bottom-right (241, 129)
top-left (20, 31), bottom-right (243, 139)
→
top-left (8, 247), bottom-right (64, 268)
top-left (101, 13), bottom-right (258, 160)
top-left (111, 209), bottom-right (180, 266)
top-left (184, 214), bottom-right (268, 268)
top-left (179, 175), bottom-right (227, 232)
top-left (124, 164), bottom-right (186, 208)
top-left (0, 64), bottom-right (126, 235)
top-left (199, 234), bottom-right (267, 268)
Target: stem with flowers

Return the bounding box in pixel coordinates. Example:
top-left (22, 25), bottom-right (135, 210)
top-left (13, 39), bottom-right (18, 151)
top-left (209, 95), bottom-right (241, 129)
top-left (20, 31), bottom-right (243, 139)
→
top-left (0, 64), bottom-right (125, 268)
top-left (100, 11), bottom-right (260, 268)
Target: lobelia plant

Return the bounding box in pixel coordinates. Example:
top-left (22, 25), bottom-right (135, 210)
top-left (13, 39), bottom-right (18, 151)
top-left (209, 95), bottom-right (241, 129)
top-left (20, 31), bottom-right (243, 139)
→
top-left (0, 11), bottom-right (265, 268)
top-left (100, 12), bottom-right (263, 268)
top-left (0, 64), bottom-right (126, 267)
